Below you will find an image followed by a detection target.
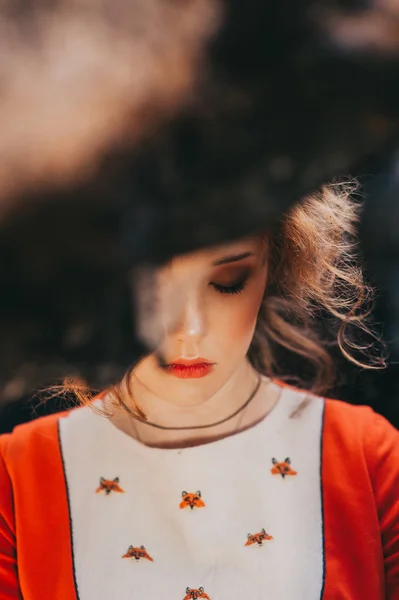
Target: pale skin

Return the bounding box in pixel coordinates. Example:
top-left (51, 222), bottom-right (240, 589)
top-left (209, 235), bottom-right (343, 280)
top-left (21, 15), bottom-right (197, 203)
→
top-left (107, 236), bottom-right (283, 448)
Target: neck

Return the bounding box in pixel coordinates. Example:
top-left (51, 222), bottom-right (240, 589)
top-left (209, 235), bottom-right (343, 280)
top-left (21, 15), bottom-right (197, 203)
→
top-left (107, 361), bottom-right (282, 448)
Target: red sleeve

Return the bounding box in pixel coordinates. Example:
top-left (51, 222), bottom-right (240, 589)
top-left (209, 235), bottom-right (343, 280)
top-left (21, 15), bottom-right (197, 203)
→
top-left (366, 412), bottom-right (399, 599)
top-left (0, 438), bottom-right (22, 599)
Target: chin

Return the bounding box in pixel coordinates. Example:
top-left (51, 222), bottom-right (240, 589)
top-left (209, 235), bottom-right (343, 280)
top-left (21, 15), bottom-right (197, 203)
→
top-left (165, 371), bottom-right (225, 405)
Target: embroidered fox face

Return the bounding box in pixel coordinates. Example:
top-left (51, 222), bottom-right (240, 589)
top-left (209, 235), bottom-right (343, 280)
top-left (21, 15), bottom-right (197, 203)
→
top-left (271, 457), bottom-right (297, 478)
top-left (122, 545), bottom-right (154, 562)
top-left (180, 491), bottom-right (205, 510)
top-left (245, 528), bottom-right (273, 546)
top-left (183, 587), bottom-right (211, 599)
top-left (96, 477), bottom-right (125, 495)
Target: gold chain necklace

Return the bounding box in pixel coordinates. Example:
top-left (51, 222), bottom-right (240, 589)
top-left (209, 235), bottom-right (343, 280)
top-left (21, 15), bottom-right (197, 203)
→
top-left (117, 373), bottom-right (262, 431)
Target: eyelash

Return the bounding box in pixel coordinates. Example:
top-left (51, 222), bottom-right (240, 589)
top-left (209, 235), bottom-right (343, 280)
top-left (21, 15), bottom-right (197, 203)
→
top-left (211, 279), bottom-right (247, 295)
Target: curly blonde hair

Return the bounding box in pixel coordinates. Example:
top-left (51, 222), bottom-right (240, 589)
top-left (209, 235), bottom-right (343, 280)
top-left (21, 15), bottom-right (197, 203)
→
top-left (57, 182), bottom-right (385, 408)
top-left (247, 182), bottom-right (385, 394)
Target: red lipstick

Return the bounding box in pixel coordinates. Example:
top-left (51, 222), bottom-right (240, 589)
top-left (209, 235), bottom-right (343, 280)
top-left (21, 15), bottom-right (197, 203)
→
top-left (163, 358), bottom-right (215, 379)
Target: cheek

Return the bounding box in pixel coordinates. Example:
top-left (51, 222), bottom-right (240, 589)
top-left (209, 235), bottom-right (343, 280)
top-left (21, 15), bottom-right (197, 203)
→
top-left (233, 292), bottom-right (264, 341)
top-left (213, 275), bottom-right (266, 348)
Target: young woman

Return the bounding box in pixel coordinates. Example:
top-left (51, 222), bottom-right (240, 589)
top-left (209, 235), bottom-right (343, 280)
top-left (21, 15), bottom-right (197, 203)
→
top-left (0, 185), bottom-right (398, 600)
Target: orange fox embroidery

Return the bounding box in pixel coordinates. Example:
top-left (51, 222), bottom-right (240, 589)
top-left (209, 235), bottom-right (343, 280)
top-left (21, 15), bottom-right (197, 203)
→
top-left (271, 457), bottom-right (297, 478)
top-left (183, 587), bottom-right (211, 599)
top-left (122, 545), bottom-right (154, 562)
top-left (245, 528), bottom-right (274, 546)
top-left (96, 477), bottom-right (125, 495)
top-left (180, 491), bottom-right (205, 510)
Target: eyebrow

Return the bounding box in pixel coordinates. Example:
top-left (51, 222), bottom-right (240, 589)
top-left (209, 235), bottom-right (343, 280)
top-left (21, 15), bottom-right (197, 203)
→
top-left (212, 251), bottom-right (254, 266)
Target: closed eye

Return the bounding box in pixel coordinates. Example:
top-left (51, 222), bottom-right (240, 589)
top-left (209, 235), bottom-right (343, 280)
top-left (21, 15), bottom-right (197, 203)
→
top-left (211, 280), bottom-right (247, 295)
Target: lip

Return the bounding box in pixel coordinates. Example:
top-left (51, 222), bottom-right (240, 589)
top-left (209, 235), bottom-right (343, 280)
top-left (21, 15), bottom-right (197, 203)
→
top-left (162, 358), bottom-right (215, 379)
top-left (169, 358), bottom-right (212, 366)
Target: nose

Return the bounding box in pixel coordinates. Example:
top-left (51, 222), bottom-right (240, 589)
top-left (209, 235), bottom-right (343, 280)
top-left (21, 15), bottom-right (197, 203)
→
top-left (171, 290), bottom-right (207, 348)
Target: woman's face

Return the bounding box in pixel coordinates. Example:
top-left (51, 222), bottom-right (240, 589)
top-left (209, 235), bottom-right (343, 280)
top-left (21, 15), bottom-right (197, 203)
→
top-left (134, 236), bottom-right (268, 407)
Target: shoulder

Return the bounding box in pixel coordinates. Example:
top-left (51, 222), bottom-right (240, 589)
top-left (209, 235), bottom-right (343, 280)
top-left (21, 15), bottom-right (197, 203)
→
top-left (0, 405), bottom-right (99, 481)
top-left (278, 380), bottom-right (396, 456)
top-left (323, 397), bottom-right (398, 459)
top-left (324, 395), bottom-right (390, 427)
top-left (323, 398), bottom-right (399, 506)
top-left (0, 411), bottom-right (66, 465)
top-left (0, 401), bottom-right (111, 483)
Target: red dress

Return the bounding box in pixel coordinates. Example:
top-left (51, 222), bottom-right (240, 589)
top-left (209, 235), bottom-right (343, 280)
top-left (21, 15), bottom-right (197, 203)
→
top-left (0, 390), bottom-right (399, 599)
